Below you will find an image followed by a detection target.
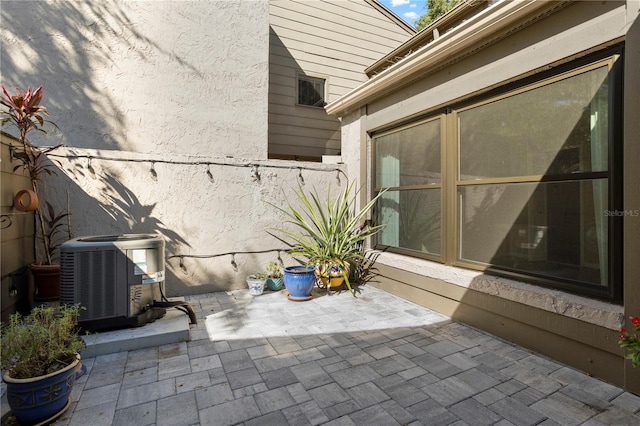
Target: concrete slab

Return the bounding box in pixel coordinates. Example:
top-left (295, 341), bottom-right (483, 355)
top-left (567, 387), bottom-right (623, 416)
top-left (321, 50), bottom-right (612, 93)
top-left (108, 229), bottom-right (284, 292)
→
top-left (80, 308), bottom-right (191, 358)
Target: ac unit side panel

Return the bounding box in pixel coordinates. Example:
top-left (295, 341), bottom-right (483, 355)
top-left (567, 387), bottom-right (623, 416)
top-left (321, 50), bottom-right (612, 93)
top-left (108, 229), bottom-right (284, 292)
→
top-left (60, 251), bottom-right (77, 305)
top-left (129, 283), bottom-right (163, 317)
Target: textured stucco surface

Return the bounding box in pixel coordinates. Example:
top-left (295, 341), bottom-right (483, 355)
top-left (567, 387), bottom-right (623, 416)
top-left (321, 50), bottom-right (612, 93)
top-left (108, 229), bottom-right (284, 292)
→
top-left (45, 148), bottom-right (343, 295)
top-left (0, 1), bottom-right (354, 294)
top-left (1, 0), bottom-right (268, 158)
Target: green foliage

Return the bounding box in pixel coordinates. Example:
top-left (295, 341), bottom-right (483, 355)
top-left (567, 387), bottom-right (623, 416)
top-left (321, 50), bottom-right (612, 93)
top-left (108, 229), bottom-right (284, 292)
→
top-left (1, 86), bottom-right (66, 264)
top-left (619, 316), bottom-right (640, 367)
top-left (1, 304), bottom-right (85, 379)
top-left (41, 201), bottom-right (70, 260)
top-left (249, 273), bottom-right (268, 280)
top-left (266, 261), bottom-right (282, 278)
top-left (269, 182), bottom-right (386, 296)
top-left (415, 0), bottom-right (462, 31)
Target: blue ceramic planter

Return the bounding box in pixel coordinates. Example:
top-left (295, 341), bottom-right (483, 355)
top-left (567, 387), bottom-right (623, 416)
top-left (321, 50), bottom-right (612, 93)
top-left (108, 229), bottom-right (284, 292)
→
top-left (283, 266), bottom-right (316, 300)
top-left (4, 356), bottom-right (79, 425)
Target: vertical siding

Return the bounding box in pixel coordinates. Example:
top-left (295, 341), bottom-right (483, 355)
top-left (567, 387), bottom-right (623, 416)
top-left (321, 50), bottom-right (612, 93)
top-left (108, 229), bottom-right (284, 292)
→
top-left (1, 133), bottom-right (35, 321)
top-left (269, 0), bottom-right (412, 160)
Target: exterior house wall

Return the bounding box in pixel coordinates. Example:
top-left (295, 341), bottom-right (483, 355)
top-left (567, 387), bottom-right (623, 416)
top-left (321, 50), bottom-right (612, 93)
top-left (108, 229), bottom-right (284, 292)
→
top-left (268, 0), bottom-right (413, 160)
top-left (0, 0), bottom-right (345, 296)
top-left (332, 0), bottom-right (640, 393)
top-left (1, 0), bottom-right (269, 159)
top-left (0, 133), bottom-right (35, 321)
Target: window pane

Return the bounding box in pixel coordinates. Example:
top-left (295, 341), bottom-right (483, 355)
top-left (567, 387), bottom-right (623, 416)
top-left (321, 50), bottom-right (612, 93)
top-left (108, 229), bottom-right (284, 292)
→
top-left (375, 119), bottom-right (441, 188)
top-left (459, 65), bottom-right (609, 179)
top-left (298, 77), bottom-right (325, 107)
top-left (458, 180), bottom-right (608, 286)
top-left (377, 189), bottom-right (441, 255)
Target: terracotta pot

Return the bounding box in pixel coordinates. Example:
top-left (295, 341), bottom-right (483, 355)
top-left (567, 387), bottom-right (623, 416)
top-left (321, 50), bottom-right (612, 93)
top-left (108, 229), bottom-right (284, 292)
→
top-left (30, 262), bottom-right (60, 301)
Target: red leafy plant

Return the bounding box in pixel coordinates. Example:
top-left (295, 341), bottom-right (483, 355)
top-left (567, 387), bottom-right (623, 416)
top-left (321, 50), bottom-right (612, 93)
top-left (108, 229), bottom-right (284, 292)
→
top-left (619, 316), bottom-right (640, 367)
top-left (1, 86), bottom-right (67, 264)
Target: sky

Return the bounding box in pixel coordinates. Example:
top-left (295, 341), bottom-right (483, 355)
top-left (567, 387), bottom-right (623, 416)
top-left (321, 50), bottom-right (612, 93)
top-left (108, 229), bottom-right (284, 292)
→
top-left (379, 0), bottom-right (428, 28)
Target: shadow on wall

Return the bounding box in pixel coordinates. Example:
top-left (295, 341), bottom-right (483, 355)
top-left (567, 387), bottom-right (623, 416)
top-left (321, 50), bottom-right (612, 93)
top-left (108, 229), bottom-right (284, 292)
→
top-left (0, 1), bottom-right (201, 151)
top-left (268, 26), bottom-right (342, 161)
top-left (46, 154), bottom-right (196, 296)
top-left (44, 150), bottom-right (343, 297)
top-left (457, 47), bottom-right (622, 386)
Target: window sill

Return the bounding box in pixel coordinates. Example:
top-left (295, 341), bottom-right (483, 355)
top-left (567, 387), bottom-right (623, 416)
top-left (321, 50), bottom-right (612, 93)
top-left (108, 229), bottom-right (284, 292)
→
top-left (377, 252), bottom-right (624, 331)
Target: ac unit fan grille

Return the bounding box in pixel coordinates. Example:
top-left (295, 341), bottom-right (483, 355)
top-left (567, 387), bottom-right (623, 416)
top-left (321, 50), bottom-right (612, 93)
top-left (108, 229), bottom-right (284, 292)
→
top-left (61, 250), bottom-right (119, 321)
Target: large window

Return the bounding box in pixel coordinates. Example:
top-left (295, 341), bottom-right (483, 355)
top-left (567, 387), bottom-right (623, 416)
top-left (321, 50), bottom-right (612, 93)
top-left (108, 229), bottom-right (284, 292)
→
top-left (373, 55), bottom-right (621, 300)
top-left (375, 118), bottom-right (442, 258)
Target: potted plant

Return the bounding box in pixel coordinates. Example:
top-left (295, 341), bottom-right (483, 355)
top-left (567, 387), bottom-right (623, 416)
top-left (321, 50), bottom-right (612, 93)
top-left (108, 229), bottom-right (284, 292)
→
top-left (270, 182), bottom-right (386, 297)
top-left (266, 261), bottom-right (284, 291)
top-left (1, 86), bottom-right (68, 301)
top-left (282, 265), bottom-right (316, 301)
top-left (1, 304), bottom-right (85, 425)
top-left (246, 272), bottom-right (268, 296)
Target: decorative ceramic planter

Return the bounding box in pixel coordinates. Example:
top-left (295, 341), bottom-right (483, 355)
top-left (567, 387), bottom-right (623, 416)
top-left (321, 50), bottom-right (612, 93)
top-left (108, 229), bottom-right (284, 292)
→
top-left (266, 277), bottom-right (283, 291)
top-left (283, 266), bottom-right (316, 301)
top-left (318, 272), bottom-right (345, 289)
top-left (246, 276), bottom-right (266, 296)
top-left (3, 355), bottom-right (80, 425)
top-left (316, 263), bottom-right (346, 289)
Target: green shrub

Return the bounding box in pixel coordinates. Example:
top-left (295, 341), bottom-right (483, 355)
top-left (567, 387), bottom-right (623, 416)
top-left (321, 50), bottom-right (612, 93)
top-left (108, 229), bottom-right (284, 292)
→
top-left (1, 304), bottom-right (85, 379)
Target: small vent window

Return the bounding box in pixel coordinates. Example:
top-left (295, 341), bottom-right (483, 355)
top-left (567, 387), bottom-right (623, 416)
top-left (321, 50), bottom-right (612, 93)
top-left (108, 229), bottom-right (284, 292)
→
top-left (298, 76), bottom-right (325, 107)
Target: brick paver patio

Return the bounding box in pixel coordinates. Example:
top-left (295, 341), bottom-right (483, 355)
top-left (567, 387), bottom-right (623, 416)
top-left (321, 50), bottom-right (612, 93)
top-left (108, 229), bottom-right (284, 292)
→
top-left (17, 285), bottom-right (640, 425)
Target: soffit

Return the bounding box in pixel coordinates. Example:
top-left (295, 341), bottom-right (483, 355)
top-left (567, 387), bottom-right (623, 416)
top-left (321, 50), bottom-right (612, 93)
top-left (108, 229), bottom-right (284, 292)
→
top-left (325, 0), bottom-right (571, 117)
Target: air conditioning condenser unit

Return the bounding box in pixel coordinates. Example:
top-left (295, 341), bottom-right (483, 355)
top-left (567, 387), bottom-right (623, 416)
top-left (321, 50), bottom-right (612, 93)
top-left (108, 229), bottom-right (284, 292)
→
top-left (60, 234), bottom-right (167, 331)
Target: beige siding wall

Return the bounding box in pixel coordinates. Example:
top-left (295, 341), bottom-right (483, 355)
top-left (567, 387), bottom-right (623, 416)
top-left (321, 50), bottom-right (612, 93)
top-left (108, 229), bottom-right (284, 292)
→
top-left (1, 133), bottom-right (35, 321)
top-left (269, 0), bottom-right (412, 160)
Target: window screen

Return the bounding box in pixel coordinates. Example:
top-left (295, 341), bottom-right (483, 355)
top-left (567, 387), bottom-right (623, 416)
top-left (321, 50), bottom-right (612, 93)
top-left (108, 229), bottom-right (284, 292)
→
top-left (298, 76), bottom-right (325, 107)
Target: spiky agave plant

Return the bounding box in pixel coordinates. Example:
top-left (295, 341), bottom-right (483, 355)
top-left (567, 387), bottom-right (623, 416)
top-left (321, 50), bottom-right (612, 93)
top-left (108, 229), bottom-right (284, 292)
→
top-left (270, 182), bottom-right (386, 296)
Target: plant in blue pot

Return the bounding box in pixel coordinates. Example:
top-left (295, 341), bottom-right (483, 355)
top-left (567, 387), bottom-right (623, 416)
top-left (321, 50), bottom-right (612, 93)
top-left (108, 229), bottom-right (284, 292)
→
top-left (1, 304), bottom-right (85, 425)
top-left (282, 265), bottom-right (316, 301)
top-left (270, 182), bottom-right (386, 298)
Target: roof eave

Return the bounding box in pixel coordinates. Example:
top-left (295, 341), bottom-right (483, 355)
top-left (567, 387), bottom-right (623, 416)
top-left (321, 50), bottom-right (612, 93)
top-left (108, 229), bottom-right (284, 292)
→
top-left (364, 0), bottom-right (489, 77)
top-left (326, 0), bottom-right (569, 117)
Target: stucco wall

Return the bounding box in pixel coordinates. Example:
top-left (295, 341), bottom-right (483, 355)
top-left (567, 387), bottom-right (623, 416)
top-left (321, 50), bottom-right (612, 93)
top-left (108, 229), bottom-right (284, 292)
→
top-left (44, 148), bottom-right (344, 295)
top-left (1, 0), bottom-right (268, 158)
top-left (0, 0), bottom-right (352, 295)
